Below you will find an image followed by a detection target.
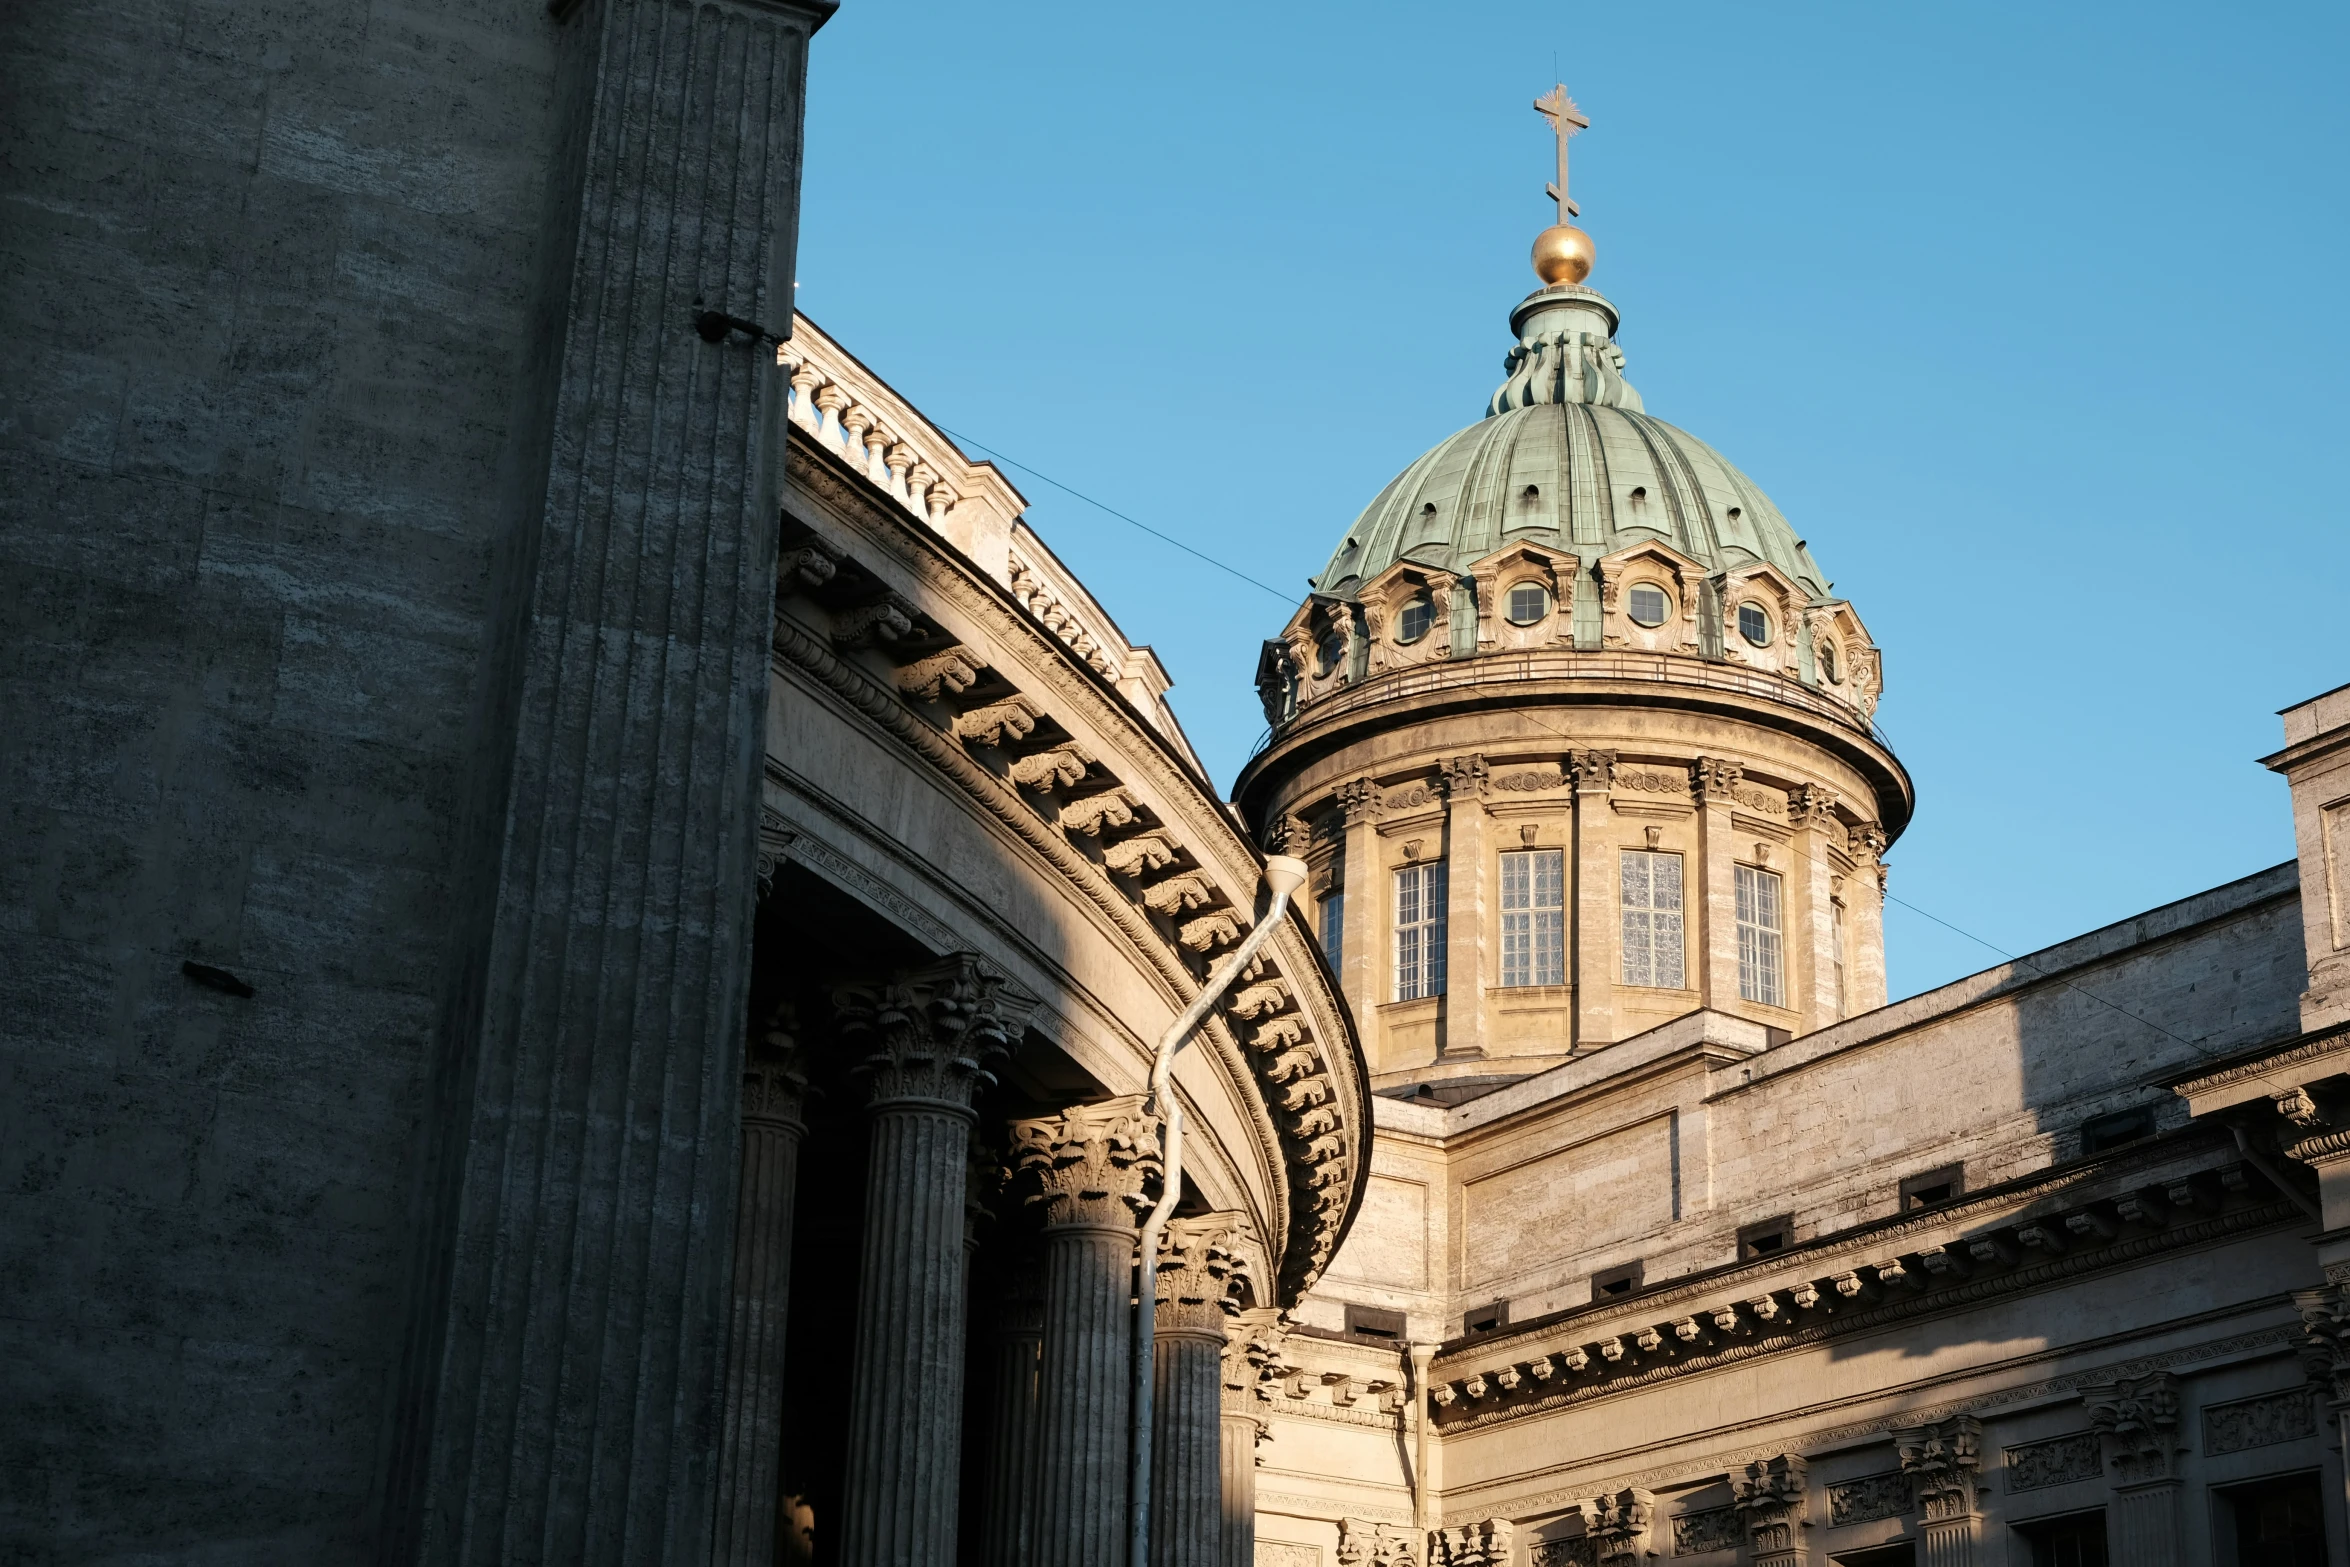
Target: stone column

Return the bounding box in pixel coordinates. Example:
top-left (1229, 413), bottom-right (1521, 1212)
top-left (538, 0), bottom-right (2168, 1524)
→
top-left (1568, 749), bottom-right (1619, 1050)
top-left (386, 2), bottom-right (833, 1561)
top-left (1895, 1416), bottom-right (1982, 1567)
top-left (979, 1253), bottom-right (1048, 1567)
top-left (1221, 1309), bottom-right (1280, 1567)
top-left (834, 957), bottom-right (1034, 1567)
top-left (1692, 758), bottom-right (1744, 1013)
top-left (2087, 1374), bottom-right (2189, 1567)
top-left (1788, 785), bottom-right (1843, 1030)
top-left (711, 1006), bottom-right (811, 1567)
top-left (1334, 779), bottom-right (1383, 1026)
top-left (1151, 1214), bottom-right (1244, 1567)
top-left (1732, 1454), bottom-right (1808, 1567)
top-left (1439, 754), bottom-right (1491, 1059)
top-left (1014, 1097), bottom-right (1164, 1567)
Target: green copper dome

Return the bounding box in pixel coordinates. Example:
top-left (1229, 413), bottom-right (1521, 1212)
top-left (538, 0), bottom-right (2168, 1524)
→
top-left (1313, 284), bottom-right (1831, 599)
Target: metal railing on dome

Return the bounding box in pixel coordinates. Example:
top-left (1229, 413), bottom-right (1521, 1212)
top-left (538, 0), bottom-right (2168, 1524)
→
top-left (1245, 649), bottom-right (1896, 764)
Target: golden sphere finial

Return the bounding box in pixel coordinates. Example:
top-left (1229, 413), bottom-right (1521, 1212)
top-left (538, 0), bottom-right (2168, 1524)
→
top-left (1531, 223), bottom-right (1595, 287)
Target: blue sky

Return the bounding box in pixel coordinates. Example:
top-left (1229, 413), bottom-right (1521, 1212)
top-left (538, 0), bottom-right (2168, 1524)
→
top-left (796, 2), bottom-right (2346, 1002)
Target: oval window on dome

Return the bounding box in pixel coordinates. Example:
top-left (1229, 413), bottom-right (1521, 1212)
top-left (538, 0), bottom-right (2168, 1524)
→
top-left (1627, 583), bottom-right (1670, 627)
top-left (1396, 595), bottom-right (1434, 644)
top-left (1819, 640), bottom-right (1841, 683)
top-left (1506, 583), bottom-right (1550, 625)
top-left (1738, 602), bottom-right (1772, 647)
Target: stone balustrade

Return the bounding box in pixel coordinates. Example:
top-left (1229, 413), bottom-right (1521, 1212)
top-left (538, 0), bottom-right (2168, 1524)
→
top-left (781, 314), bottom-right (1194, 759)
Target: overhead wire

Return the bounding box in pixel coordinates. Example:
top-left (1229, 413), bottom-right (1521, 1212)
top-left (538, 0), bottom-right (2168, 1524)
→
top-left (932, 420), bottom-right (2304, 1088)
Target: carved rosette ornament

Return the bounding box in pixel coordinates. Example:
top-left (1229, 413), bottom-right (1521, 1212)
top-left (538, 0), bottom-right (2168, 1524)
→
top-left (1732, 1455), bottom-right (1808, 1567)
top-left (1690, 756), bottom-right (1745, 804)
top-left (1011, 1094), bottom-right (1165, 1229)
top-left (833, 954), bottom-right (1035, 1113)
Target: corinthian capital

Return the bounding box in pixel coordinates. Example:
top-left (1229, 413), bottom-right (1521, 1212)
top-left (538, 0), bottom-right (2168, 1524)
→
top-left (744, 999), bottom-right (810, 1131)
top-left (2293, 1283), bottom-right (2350, 1405)
top-left (833, 954), bottom-right (1038, 1112)
top-left (1155, 1211), bottom-right (1246, 1334)
top-left (1437, 753), bottom-right (1488, 800)
top-left (1566, 748), bottom-right (1617, 789)
top-left (1894, 1415), bottom-right (1982, 1522)
top-left (2086, 1372), bottom-right (2186, 1485)
top-left (1010, 1094), bottom-right (1163, 1229)
top-left (1690, 755), bottom-right (1745, 802)
top-left (1334, 777), bottom-right (1383, 826)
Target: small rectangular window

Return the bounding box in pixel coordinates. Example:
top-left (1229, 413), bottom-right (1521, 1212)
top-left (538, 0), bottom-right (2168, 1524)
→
top-left (1344, 1303), bottom-right (1406, 1340)
top-left (1592, 1261), bottom-right (1642, 1300)
top-left (1736, 863), bottom-right (1786, 1007)
top-left (1394, 860), bottom-right (1449, 1002)
top-left (1900, 1164), bottom-right (1964, 1211)
top-left (1317, 888), bottom-right (1344, 969)
top-left (2014, 1508), bottom-right (2109, 1567)
top-left (1462, 1300), bottom-right (1508, 1336)
top-left (2080, 1106), bottom-right (2157, 1155)
top-left (1737, 1217), bottom-right (1794, 1260)
top-left (2217, 1471), bottom-right (2324, 1567)
top-left (1499, 848), bottom-right (1565, 986)
top-left (1620, 850), bottom-right (1685, 988)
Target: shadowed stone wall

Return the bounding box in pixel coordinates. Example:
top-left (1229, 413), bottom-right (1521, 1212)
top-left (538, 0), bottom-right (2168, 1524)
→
top-left (0, 0), bottom-right (828, 1560)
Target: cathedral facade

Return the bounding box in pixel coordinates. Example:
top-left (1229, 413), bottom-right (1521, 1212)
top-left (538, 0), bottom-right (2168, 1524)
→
top-left (4, 10), bottom-right (2346, 1564)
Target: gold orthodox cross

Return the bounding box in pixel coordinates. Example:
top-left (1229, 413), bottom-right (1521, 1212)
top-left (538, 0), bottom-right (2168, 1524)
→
top-left (1533, 84), bottom-right (1589, 221)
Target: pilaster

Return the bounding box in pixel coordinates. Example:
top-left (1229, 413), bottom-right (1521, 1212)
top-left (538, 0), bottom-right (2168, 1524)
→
top-left (1336, 779), bottom-right (1383, 1038)
top-left (1788, 785), bottom-right (1843, 1029)
top-left (1013, 1097), bottom-right (1165, 1567)
top-left (1150, 1214), bottom-right (1243, 1567)
top-left (1849, 823), bottom-right (1891, 1010)
top-left (390, 0), bottom-right (832, 1559)
top-left (1732, 1454), bottom-right (1808, 1567)
top-left (1894, 1416), bottom-right (1981, 1567)
top-left (2086, 1373), bottom-right (2188, 1567)
top-left (711, 1005), bottom-right (812, 1567)
top-left (1222, 1309), bottom-right (1281, 1567)
top-left (1568, 749), bottom-right (1618, 1050)
top-left (2292, 1278), bottom-right (2350, 1527)
top-left (1440, 755), bottom-right (1490, 1058)
top-left (1692, 758), bottom-right (1744, 1013)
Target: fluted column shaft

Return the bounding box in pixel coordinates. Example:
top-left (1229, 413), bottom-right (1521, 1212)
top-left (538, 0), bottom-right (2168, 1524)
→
top-left (1218, 1411), bottom-right (1257, 1567)
top-left (1150, 1325), bottom-right (1224, 1567)
top-left (711, 1023), bottom-right (809, 1567)
top-left (838, 1101), bottom-right (974, 1562)
top-left (834, 957), bottom-right (1035, 1567)
top-left (1013, 1097), bottom-right (1163, 1567)
top-left (1034, 1224), bottom-right (1138, 1563)
top-left (979, 1280), bottom-right (1046, 1567)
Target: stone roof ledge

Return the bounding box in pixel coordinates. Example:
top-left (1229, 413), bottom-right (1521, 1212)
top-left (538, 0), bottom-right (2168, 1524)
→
top-left (1375, 1009), bottom-right (1773, 1140)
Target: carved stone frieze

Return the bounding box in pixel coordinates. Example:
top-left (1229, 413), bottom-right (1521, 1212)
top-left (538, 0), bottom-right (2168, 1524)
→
top-left (2203, 1387), bottom-right (2317, 1454)
top-left (1671, 1505), bottom-right (1739, 1555)
top-left (2086, 1372), bottom-right (2187, 1485)
top-left (833, 953), bottom-right (1037, 1111)
top-left (1611, 767), bottom-right (1684, 795)
top-left (2003, 1431), bottom-right (2100, 1492)
top-left (1010, 1095), bottom-right (1163, 1229)
top-left (1827, 1471), bottom-right (1908, 1527)
top-left (1528, 1538), bottom-right (1595, 1567)
top-left (1493, 768), bottom-right (1569, 793)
